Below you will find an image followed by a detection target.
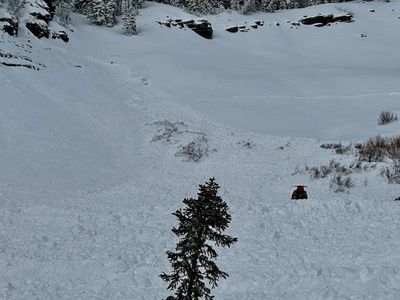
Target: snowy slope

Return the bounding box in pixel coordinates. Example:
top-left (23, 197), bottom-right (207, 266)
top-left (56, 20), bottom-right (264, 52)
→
top-left (1, 1), bottom-right (400, 299)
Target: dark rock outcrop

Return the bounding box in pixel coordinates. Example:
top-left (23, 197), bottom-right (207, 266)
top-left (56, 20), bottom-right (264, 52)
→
top-left (27, 0), bottom-right (52, 23)
top-left (24, 0), bottom-right (69, 42)
top-left (192, 20), bottom-right (213, 39)
top-left (300, 14), bottom-right (353, 26)
top-left (26, 20), bottom-right (50, 38)
top-left (0, 17), bottom-right (18, 36)
top-left (226, 26), bottom-right (239, 33)
top-left (0, 50), bottom-right (44, 70)
top-left (332, 15), bottom-right (353, 22)
top-left (159, 19), bottom-right (213, 39)
top-left (52, 30), bottom-right (69, 42)
top-left (226, 21), bottom-right (263, 33)
top-left (42, 0), bottom-right (56, 17)
top-left (301, 14), bottom-right (334, 25)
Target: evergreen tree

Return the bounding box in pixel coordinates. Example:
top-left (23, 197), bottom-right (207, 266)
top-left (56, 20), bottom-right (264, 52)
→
top-left (160, 178), bottom-right (237, 300)
top-left (88, 0), bottom-right (106, 25)
top-left (230, 0), bottom-right (243, 11)
top-left (2, 0), bottom-right (22, 16)
top-left (135, 0), bottom-right (145, 10)
top-left (185, 0), bottom-right (217, 15)
top-left (121, 0), bottom-right (137, 35)
top-left (55, 0), bottom-right (72, 26)
top-left (73, 0), bottom-right (92, 15)
top-left (288, 0), bottom-right (310, 8)
top-left (169, 0), bottom-right (186, 9)
top-left (261, 0), bottom-right (287, 12)
top-left (105, 0), bottom-right (117, 27)
top-left (241, 0), bottom-right (259, 14)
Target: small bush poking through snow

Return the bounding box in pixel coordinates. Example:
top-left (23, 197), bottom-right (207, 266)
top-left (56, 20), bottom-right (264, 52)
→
top-left (151, 120), bottom-right (210, 161)
top-left (357, 136), bottom-right (400, 162)
top-left (176, 134), bottom-right (208, 162)
top-left (357, 136), bottom-right (388, 162)
top-left (380, 159), bottom-right (400, 184)
top-left (329, 174), bottom-right (354, 193)
top-left (238, 140), bottom-right (255, 149)
top-left (152, 120), bottom-right (186, 144)
top-left (378, 111), bottom-right (398, 125)
top-left (320, 142), bottom-right (353, 155)
top-left (310, 160), bottom-right (349, 179)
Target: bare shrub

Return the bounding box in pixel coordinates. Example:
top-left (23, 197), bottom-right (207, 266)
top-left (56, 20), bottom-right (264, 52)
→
top-left (176, 135), bottom-right (208, 162)
top-left (152, 120), bottom-right (186, 144)
top-left (238, 140), bottom-right (255, 149)
top-left (329, 174), bottom-right (354, 193)
top-left (357, 136), bottom-right (400, 162)
top-left (310, 160), bottom-right (350, 179)
top-left (387, 137), bottom-right (400, 160)
top-left (320, 143), bottom-right (353, 155)
top-left (380, 159), bottom-right (400, 184)
top-left (378, 111), bottom-right (398, 125)
top-left (349, 160), bottom-right (362, 171)
top-left (151, 120), bottom-right (211, 162)
top-left (357, 136), bottom-right (389, 162)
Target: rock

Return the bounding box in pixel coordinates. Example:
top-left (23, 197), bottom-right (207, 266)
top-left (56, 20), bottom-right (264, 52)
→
top-left (26, 20), bottom-right (50, 39)
top-left (160, 19), bottom-right (213, 39)
top-left (27, 0), bottom-right (52, 23)
top-left (52, 30), bottom-right (69, 42)
top-left (0, 17), bottom-right (18, 36)
top-left (183, 20), bottom-right (196, 29)
top-left (300, 14), bottom-right (353, 26)
top-left (251, 24), bottom-right (258, 29)
top-left (301, 14), bottom-right (334, 25)
top-left (226, 26), bottom-right (239, 33)
top-left (192, 20), bottom-right (213, 39)
top-left (333, 15), bottom-right (353, 22)
top-left (29, 10), bottom-right (52, 23)
top-left (255, 20), bottom-right (264, 26)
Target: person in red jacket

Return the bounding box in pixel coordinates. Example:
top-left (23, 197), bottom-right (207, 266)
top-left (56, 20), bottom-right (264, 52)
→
top-left (291, 185), bottom-right (308, 200)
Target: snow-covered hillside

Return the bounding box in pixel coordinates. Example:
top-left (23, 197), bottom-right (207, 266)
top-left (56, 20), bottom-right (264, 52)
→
top-left (1, 1), bottom-right (400, 299)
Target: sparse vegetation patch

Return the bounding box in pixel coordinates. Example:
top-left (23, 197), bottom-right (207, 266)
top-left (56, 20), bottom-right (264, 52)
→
top-left (378, 111), bottom-right (398, 125)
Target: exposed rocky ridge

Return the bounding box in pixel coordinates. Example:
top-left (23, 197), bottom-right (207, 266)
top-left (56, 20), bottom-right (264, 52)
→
top-left (300, 14), bottom-right (353, 26)
top-left (0, 38), bottom-right (45, 70)
top-left (0, 0), bottom-right (69, 42)
top-left (226, 20), bottom-right (264, 33)
top-left (0, 15), bottom-right (18, 36)
top-left (158, 19), bottom-right (213, 39)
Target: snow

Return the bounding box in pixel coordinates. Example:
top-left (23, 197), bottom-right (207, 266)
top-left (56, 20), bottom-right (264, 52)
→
top-left (1, 1), bottom-right (400, 299)
top-left (0, 8), bottom-right (12, 19)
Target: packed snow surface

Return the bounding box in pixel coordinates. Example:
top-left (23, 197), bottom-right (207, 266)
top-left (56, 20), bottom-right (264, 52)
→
top-left (1, 1), bottom-right (400, 299)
